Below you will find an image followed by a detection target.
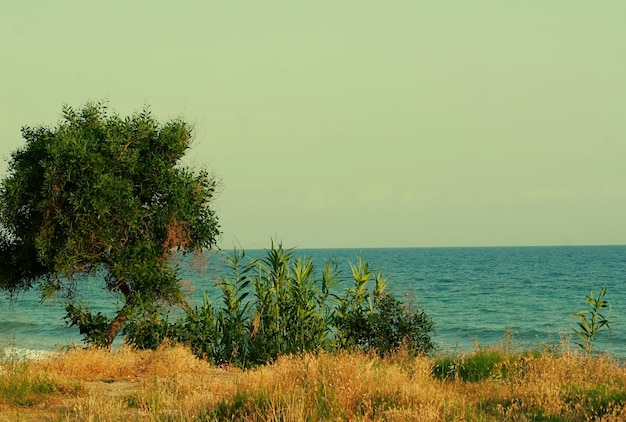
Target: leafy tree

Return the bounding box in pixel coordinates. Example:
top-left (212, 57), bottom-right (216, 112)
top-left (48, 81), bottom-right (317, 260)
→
top-left (0, 102), bottom-right (220, 347)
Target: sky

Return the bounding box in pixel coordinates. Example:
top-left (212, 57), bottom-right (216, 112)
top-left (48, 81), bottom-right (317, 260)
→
top-left (1, 1), bottom-right (625, 249)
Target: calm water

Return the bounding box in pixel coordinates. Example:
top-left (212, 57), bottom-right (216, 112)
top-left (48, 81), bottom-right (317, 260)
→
top-left (2, 245), bottom-right (626, 356)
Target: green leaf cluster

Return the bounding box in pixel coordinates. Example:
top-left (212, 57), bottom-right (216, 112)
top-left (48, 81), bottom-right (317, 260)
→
top-left (572, 284), bottom-right (613, 356)
top-left (334, 257), bottom-right (435, 356)
top-left (0, 102), bottom-right (220, 346)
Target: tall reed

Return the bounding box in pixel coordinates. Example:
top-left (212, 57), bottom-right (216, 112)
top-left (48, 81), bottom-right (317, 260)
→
top-left (125, 241), bottom-right (435, 367)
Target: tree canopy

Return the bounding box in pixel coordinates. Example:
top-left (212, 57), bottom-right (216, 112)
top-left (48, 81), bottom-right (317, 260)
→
top-left (0, 102), bottom-right (220, 347)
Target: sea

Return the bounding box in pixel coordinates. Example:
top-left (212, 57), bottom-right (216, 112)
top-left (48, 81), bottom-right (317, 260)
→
top-left (2, 245), bottom-right (626, 358)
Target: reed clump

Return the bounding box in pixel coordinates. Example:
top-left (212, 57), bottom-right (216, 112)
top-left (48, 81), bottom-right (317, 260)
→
top-left (124, 243), bottom-right (436, 368)
top-left (2, 341), bottom-right (626, 421)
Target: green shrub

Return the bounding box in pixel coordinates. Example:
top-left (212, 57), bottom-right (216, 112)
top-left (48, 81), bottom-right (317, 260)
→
top-left (123, 311), bottom-right (173, 351)
top-left (124, 242), bottom-right (436, 367)
top-left (334, 257), bottom-right (434, 356)
top-left (123, 295), bottom-right (218, 359)
top-left (175, 294), bottom-right (218, 360)
top-left (335, 294), bottom-right (435, 356)
top-left (433, 349), bottom-right (509, 382)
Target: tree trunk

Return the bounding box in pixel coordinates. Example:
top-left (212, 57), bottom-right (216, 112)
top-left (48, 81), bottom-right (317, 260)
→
top-left (103, 310), bottom-right (129, 349)
top-left (103, 281), bottom-right (133, 349)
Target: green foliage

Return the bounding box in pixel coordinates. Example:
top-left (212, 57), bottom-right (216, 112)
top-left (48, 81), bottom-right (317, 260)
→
top-left (124, 292), bottom-right (220, 359)
top-left (334, 257), bottom-right (379, 349)
top-left (64, 302), bottom-right (113, 347)
top-left (123, 309), bottom-right (176, 352)
top-left (125, 242), bottom-right (436, 368)
top-left (0, 362), bottom-right (63, 407)
top-left (334, 259), bottom-right (435, 356)
top-left (362, 294), bottom-right (435, 356)
top-left (433, 349), bottom-right (509, 382)
top-left (564, 385), bottom-right (626, 420)
top-left (0, 102), bottom-right (220, 347)
top-left (215, 249), bottom-right (255, 365)
top-left (336, 295), bottom-right (436, 356)
top-left (176, 294), bottom-right (219, 361)
top-left (248, 242), bottom-right (332, 363)
top-left (572, 284), bottom-right (612, 356)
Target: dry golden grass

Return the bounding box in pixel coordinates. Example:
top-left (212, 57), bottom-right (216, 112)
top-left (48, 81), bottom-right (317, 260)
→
top-left (0, 343), bottom-right (242, 421)
top-left (235, 350), bottom-right (463, 421)
top-left (1, 343), bottom-right (626, 421)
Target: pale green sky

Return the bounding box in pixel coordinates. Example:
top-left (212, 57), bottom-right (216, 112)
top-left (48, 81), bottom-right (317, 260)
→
top-left (1, 1), bottom-right (624, 248)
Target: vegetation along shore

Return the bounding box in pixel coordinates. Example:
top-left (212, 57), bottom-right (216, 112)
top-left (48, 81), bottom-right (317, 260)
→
top-left (1, 103), bottom-right (624, 420)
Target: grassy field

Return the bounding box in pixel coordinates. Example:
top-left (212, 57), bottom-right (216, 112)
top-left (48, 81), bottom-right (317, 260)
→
top-left (1, 341), bottom-right (626, 421)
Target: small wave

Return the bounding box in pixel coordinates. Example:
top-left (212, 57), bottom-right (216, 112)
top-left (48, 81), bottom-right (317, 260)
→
top-left (1, 347), bottom-right (58, 362)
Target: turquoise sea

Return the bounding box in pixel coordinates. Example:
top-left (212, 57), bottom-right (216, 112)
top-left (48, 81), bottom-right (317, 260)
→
top-left (2, 245), bottom-right (625, 357)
